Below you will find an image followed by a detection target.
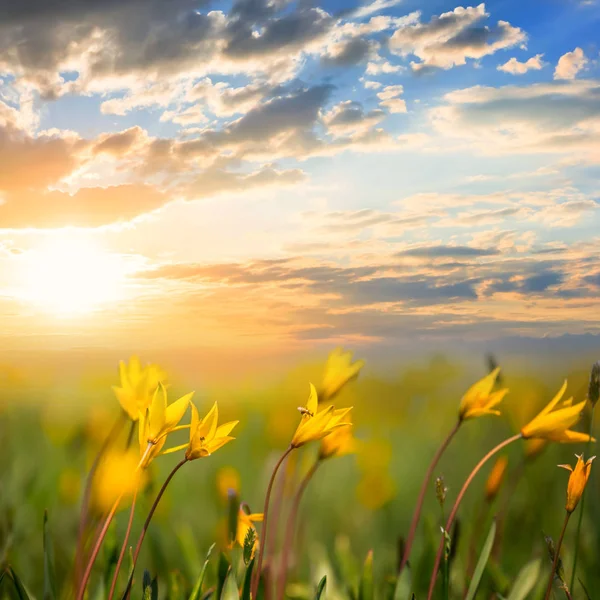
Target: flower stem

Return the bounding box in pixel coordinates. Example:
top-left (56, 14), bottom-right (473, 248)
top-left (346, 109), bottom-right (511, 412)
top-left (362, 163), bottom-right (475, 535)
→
top-left (251, 446), bottom-right (295, 600)
top-left (427, 433), bottom-right (522, 600)
top-left (569, 402), bottom-right (595, 592)
top-left (400, 420), bottom-right (461, 572)
top-left (76, 494), bottom-right (123, 600)
top-left (276, 459), bottom-right (321, 600)
top-left (107, 484), bottom-right (139, 600)
top-left (123, 457), bottom-right (188, 600)
top-left (74, 412), bottom-right (126, 589)
top-left (544, 511), bottom-right (571, 600)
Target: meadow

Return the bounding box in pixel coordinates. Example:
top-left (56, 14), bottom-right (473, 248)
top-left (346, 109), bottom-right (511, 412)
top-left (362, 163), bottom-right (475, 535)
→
top-left (1, 349), bottom-right (599, 600)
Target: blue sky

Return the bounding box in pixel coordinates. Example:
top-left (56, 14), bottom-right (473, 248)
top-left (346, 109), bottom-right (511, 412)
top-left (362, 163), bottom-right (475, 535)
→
top-left (0, 0), bottom-right (599, 356)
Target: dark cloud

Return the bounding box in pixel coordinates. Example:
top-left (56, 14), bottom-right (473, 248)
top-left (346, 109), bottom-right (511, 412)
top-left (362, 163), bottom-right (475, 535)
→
top-left (321, 37), bottom-right (374, 66)
top-left (521, 271), bottom-right (564, 292)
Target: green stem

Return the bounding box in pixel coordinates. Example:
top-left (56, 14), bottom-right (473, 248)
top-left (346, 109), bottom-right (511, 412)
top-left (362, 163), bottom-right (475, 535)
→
top-left (251, 446), bottom-right (295, 600)
top-left (569, 403), bottom-right (595, 592)
top-left (544, 512), bottom-right (571, 600)
top-left (400, 420), bottom-right (462, 572)
top-left (427, 433), bottom-right (522, 600)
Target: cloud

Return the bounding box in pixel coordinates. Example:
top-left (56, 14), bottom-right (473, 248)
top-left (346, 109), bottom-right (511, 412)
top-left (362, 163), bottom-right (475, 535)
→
top-left (376, 84), bottom-right (407, 113)
top-left (397, 245), bottom-right (498, 258)
top-left (353, 0), bottom-right (403, 19)
top-left (324, 101), bottom-right (385, 135)
top-left (321, 37), bottom-right (376, 66)
top-left (554, 47), bottom-right (588, 80)
top-left (365, 60), bottom-right (401, 75)
top-left (389, 4), bottom-right (526, 71)
top-left (497, 53), bottom-right (545, 75)
top-left (0, 184), bottom-right (166, 228)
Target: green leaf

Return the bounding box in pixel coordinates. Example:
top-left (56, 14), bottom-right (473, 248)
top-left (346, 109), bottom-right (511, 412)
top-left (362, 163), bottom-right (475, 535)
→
top-left (43, 510), bottom-right (57, 600)
top-left (241, 559), bottom-right (254, 600)
top-left (315, 576), bottom-right (327, 600)
top-left (465, 520), bottom-right (496, 600)
top-left (220, 571), bottom-right (239, 600)
top-left (506, 559), bottom-right (541, 600)
top-left (7, 567), bottom-right (31, 600)
top-left (142, 570), bottom-right (158, 600)
top-left (189, 543), bottom-right (216, 600)
top-left (215, 553), bottom-right (231, 600)
top-left (578, 578), bottom-right (592, 600)
top-left (393, 567), bottom-right (412, 600)
top-left (242, 529), bottom-right (256, 567)
top-left (358, 551), bottom-right (374, 600)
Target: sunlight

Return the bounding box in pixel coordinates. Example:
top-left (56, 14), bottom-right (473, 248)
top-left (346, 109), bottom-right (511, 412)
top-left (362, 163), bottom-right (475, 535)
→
top-left (17, 233), bottom-right (126, 316)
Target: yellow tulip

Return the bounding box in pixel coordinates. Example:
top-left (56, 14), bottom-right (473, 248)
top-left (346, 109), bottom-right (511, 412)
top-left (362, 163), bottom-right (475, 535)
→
top-left (485, 455), bottom-right (508, 502)
top-left (138, 382), bottom-right (193, 467)
top-left (458, 367), bottom-right (508, 421)
top-left (319, 421), bottom-right (355, 460)
top-left (559, 454), bottom-right (595, 513)
top-left (521, 381), bottom-right (594, 443)
top-left (113, 356), bottom-right (166, 422)
top-left (185, 402), bottom-right (238, 460)
top-left (320, 348), bottom-right (364, 403)
top-left (291, 383), bottom-right (352, 448)
top-left (235, 509), bottom-right (263, 556)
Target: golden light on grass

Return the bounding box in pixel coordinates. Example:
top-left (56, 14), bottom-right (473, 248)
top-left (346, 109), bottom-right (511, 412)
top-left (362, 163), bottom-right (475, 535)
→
top-left (16, 233), bottom-right (127, 316)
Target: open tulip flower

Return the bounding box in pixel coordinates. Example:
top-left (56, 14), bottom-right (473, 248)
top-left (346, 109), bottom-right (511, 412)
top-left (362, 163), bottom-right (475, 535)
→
top-left (320, 347), bottom-right (365, 403)
top-left (559, 454), bottom-right (596, 513)
top-left (521, 380), bottom-right (594, 443)
top-left (138, 382), bottom-right (194, 467)
top-left (291, 383), bottom-right (352, 448)
top-left (183, 402), bottom-right (238, 460)
top-left (458, 367), bottom-right (509, 421)
top-left (319, 420), bottom-right (355, 460)
top-left (114, 356), bottom-right (167, 422)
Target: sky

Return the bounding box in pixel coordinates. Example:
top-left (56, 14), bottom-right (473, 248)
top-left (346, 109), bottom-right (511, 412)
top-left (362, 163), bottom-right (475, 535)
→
top-left (1, 0), bottom-right (600, 368)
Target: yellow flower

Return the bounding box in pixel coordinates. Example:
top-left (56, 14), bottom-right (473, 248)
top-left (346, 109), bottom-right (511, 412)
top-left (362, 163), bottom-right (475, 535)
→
top-left (291, 383), bottom-right (352, 448)
top-left (485, 455), bottom-right (508, 502)
top-left (320, 347), bottom-right (365, 403)
top-left (184, 402), bottom-right (238, 460)
top-left (138, 382), bottom-right (193, 467)
top-left (235, 509), bottom-right (263, 556)
top-left (524, 438), bottom-right (548, 461)
top-left (558, 454), bottom-right (595, 513)
top-left (521, 380), bottom-right (594, 443)
top-left (114, 356), bottom-right (166, 422)
top-left (319, 420), bottom-right (355, 460)
top-left (458, 367), bottom-right (508, 421)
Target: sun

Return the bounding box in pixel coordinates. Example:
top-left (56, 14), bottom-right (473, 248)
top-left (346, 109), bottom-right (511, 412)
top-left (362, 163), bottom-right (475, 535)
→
top-left (18, 233), bottom-right (127, 316)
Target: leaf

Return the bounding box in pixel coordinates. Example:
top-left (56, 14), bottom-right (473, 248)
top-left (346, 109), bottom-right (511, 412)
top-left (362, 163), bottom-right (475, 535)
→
top-left (7, 567), bottom-right (31, 600)
top-left (43, 510), bottom-right (57, 600)
top-left (578, 578), bottom-right (592, 600)
top-left (393, 567), bottom-right (412, 600)
top-left (241, 559), bottom-right (254, 600)
top-left (243, 529), bottom-right (256, 567)
top-left (315, 576), bottom-right (327, 600)
top-left (220, 571), bottom-right (239, 600)
top-left (188, 543), bottom-right (216, 600)
top-left (506, 559), bottom-right (541, 600)
top-left (142, 570), bottom-right (158, 600)
top-left (465, 520), bottom-right (496, 600)
top-left (215, 552), bottom-right (231, 600)
top-left (358, 551), bottom-right (374, 600)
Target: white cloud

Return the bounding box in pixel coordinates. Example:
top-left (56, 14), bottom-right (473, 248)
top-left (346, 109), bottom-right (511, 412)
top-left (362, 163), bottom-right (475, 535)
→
top-left (377, 85), bottom-right (407, 113)
top-left (365, 60), bottom-right (401, 75)
top-left (354, 0), bottom-right (404, 19)
top-left (497, 54), bottom-right (545, 75)
top-left (554, 47), bottom-right (588, 80)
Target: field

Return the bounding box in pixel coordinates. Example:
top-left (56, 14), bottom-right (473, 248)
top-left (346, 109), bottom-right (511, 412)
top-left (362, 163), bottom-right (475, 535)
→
top-left (1, 350), bottom-right (599, 600)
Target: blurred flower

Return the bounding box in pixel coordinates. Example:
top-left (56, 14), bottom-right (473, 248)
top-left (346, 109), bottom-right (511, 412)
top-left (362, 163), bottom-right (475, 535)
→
top-left (320, 348), bottom-right (365, 403)
top-left (138, 383), bottom-right (193, 466)
top-left (524, 438), bottom-right (548, 461)
top-left (356, 471), bottom-right (396, 510)
top-left (216, 466), bottom-right (241, 503)
top-left (92, 448), bottom-right (146, 513)
top-left (485, 455), bottom-right (508, 502)
top-left (559, 454), bottom-right (595, 513)
top-left (521, 381), bottom-right (594, 443)
top-left (319, 421), bottom-right (355, 460)
top-left (458, 367), bottom-right (508, 421)
top-left (235, 509), bottom-right (263, 557)
top-left (59, 468), bottom-right (81, 505)
top-left (183, 402), bottom-right (238, 460)
top-left (589, 362), bottom-right (600, 407)
top-left (291, 383), bottom-right (352, 448)
top-left (85, 403), bottom-right (117, 446)
top-left (114, 356), bottom-right (166, 422)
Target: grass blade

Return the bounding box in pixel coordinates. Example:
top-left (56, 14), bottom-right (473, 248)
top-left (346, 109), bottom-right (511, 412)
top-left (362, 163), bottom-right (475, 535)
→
top-left (393, 566), bottom-right (412, 600)
top-left (358, 551), bottom-right (374, 600)
top-left (43, 510), bottom-right (57, 600)
top-left (506, 559), bottom-right (541, 600)
top-left (8, 566), bottom-right (31, 600)
top-left (241, 559), bottom-right (254, 600)
top-left (315, 575), bottom-right (327, 600)
top-left (188, 543), bottom-right (216, 600)
top-left (465, 520), bottom-right (496, 600)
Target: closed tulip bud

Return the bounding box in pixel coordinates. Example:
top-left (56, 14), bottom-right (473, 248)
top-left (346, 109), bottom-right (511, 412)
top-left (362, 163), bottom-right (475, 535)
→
top-left (558, 454), bottom-right (595, 513)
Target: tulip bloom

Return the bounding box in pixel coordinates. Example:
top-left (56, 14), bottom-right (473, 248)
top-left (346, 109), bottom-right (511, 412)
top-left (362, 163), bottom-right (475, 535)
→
top-left (320, 348), bottom-right (365, 403)
top-left (521, 381), bottom-right (594, 443)
top-left (459, 367), bottom-right (508, 421)
top-left (186, 402), bottom-right (238, 460)
top-left (319, 421), bottom-right (355, 460)
top-left (291, 383), bottom-right (352, 448)
top-left (485, 455), bottom-right (508, 502)
top-left (559, 454), bottom-right (595, 513)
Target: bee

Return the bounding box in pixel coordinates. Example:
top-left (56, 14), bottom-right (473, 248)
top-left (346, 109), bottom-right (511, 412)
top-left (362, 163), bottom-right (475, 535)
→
top-left (297, 406), bottom-right (314, 417)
